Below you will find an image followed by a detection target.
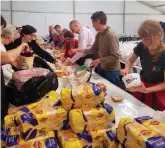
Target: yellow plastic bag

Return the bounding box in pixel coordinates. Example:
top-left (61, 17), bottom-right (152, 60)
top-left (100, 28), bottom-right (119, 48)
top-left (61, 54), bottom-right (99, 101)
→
top-left (61, 83), bottom-right (106, 110)
top-left (15, 100), bottom-right (67, 140)
top-left (104, 130), bottom-right (118, 148)
top-left (135, 116), bottom-right (165, 137)
top-left (117, 117), bottom-right (165, 148)
top-left (5, 131), bottom-right (59, 148)
top-left (69, 102), bottom-right (115, 133)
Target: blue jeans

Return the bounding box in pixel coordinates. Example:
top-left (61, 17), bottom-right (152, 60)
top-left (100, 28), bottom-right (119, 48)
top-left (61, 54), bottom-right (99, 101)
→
top-left (95, 65), bottom-right (120, 87)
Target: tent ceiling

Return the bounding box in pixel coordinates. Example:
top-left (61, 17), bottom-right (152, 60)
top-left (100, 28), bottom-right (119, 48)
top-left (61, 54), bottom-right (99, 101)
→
top-left (137, 0), bottom-right (165, 14)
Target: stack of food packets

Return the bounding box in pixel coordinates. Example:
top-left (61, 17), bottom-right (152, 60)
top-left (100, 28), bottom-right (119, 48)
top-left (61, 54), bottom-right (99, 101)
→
top-left (60, 82), bottom-right (106, 110)
top-left (58, 129), bottom-right (118, 148)
top-left (117, 117), bottom-right (165, 148)
top-left (59, 82), bottom-right (117, 147)
top-left (2, 91), bottom-right (62, 148)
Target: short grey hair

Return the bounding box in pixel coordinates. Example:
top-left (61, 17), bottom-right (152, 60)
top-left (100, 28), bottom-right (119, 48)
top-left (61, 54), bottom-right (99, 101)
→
top-left (1, 27), bottom-right (14, 38)
top-left (69, 20), bottom-right (80, 25)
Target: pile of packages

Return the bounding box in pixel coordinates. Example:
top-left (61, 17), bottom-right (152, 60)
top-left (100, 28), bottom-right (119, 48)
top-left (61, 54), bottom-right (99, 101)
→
top-left (117, 116), bottom-right (165, 148)
top-left (1, 82), bottom-right (117, 148)
top-left (1, 91), bottom-right (62, 148)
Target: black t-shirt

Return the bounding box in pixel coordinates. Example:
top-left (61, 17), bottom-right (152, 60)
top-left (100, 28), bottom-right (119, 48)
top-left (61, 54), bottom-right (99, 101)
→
top-left (134, 42), bottom-right (165, 84)
top-left (5, 37), bottom-right (55, 63)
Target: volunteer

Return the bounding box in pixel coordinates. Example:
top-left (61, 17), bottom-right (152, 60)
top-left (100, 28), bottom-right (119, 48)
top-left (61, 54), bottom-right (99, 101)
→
top-left (69, 11), bottom-right (121, 86)
top-left (62, 30), bottom-right (78, 62)
top-left (5, 25), bottom-right (56, 64)
top-left (1, 16), bottom-right (29, 124)
top-left (67, 20), bottom-right (98, 66)
top-left (121, 20), bottom-right (165, 111)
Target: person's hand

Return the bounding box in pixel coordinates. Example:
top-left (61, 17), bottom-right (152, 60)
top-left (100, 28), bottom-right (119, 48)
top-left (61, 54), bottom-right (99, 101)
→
top-left (127, 82), bottom-right (148, 93)
top-left (20, 42), bottom-right (29, 52)
top-left (68, 48), bottom-right (81, 55)
top-left (61, 57), bottom-right (66, 63)
top-left (63, 60), bottom-right (72, 66)
top-left (120, 68), bottom-right (130, 76)
top-left (91, 59), bottom-right (100, 67)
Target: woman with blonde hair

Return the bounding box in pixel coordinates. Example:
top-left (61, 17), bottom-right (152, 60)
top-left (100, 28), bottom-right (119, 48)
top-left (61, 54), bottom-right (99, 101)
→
top-left (121, 20), bottom-right (165, 111)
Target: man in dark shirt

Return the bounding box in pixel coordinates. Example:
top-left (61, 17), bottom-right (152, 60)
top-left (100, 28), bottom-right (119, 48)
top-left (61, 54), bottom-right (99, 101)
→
top-left (5, 25), bottom-right (56, 64)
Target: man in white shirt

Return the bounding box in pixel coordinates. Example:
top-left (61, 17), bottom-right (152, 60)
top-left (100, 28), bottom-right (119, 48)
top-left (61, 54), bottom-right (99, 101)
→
top-left (66, 20), bottom-right (98, 66)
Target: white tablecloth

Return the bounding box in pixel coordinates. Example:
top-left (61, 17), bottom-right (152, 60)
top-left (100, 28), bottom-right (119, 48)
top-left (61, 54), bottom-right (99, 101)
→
top-left (57, 69), bottom-right (155, 125)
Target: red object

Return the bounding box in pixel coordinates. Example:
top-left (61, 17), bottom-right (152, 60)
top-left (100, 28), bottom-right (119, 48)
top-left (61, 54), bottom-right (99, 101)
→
top-left (133, 79), bottom-right (165, 111)
top-left (64, 39), bottom-right (78, 58)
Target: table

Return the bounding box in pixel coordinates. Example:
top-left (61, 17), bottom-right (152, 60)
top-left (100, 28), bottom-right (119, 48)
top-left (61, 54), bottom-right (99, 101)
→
top-left (57, 68), bottom-right (155, 125)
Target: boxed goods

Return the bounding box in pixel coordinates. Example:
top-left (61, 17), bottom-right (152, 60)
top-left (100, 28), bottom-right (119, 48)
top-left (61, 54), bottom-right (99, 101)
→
top-left (61, 83), bottom-right (106, 110)
top-left (69, 101), bottom-right (115, 133)
top-left (122, 73), bottom-right (141, 89)
top-left (135, 116), bottom-right (165, 137)
top-left (5, 131), bottom-right (59, 148)
top-left (117, 117), bottom-right (165, 148)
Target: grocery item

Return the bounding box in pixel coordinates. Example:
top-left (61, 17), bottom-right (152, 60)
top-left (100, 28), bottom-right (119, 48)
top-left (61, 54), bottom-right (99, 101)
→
top-left (122, 73), bottom-right (141, 89)
top-left (1, 126), bottom-right (20, 148)
top-left (14, 98), bottom-right (67, 140)
top-left (5, 131), bottom-right (59, 148)
top-left (12, 68), bottom-right (49, 90)
top-left (4, 114), bottom-right (17, 129)
top-left (104, 130), bottom-right (119, 148)
top-left (61, 83), bottom-right (106, 110)
top-left (117, 117), bottom-right (165, 148)
top-left (8, 91), bottom-right (61, 114)
top-left (58, 129), bottom-right (104, 148)
top-left (135, 116), bottom-right (165, 137)
top-left (111, 95), bottom-right (124, 102)
top-left (69, 102), bottom-right (115, 133)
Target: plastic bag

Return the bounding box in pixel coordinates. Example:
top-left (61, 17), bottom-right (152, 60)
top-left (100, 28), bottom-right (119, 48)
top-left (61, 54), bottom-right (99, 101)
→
top-left (6, 69), bottom-right (58, 106)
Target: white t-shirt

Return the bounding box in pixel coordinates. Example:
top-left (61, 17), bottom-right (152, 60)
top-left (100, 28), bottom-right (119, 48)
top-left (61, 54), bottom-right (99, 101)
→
top-left (70, 26), bottom-right (95, 63)
top-left (1, 43), bottom-right (14, 85)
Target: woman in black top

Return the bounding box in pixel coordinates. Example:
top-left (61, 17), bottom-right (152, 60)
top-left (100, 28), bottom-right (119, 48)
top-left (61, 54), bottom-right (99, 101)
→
top-left (5, 25), bottom-right (56, 64)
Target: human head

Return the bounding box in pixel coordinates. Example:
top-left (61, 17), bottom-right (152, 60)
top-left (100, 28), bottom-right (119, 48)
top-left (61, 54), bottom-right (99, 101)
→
top-left (138, 20), bottom-right (164, 51)
top-left (20, 25), bottom-right (37, 42)
top-left (55, 25), bottom-right (62, 34)
top-left (69, 20), bottom-right (81, 34)
top-left (1, 16), bottom-right (7, 34)
top-left (64, 31), bottom-right (74, 43)
top-left (1, 27), bottom-right (15, 45)
top-left (91, 11), bottom-right (107, 31)
top-left (6, 25), bottom-right (20, 39)
top-left (49, 25), bottom-right (54, 32)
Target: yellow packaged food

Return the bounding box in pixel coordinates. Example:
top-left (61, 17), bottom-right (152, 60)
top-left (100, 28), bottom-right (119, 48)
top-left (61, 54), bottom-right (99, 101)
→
top-left (135, 116), bottom-right (165, 137)
top-left (117, 117), bottom-right (133, 144)
top-left (16, 103), bottom-right (67, 140)
top-left (58, 129), bottom-right (104, 148)
top-left (1, 126), bottom-right (20, 148)
top-left (5, 131), bottom-right (59, 148)
top-left (4, 114), bottom-right (17, 129)
top-left (117, 117), bottom-right (165, 148)
top-left (104, 130), bottom-right (118, 148)
top-left (7, 91), bottom-right (60, 115)
top-left (61, 83), bottom-right (106, 110)
top-left (69, 102), bottom-right (115, 133)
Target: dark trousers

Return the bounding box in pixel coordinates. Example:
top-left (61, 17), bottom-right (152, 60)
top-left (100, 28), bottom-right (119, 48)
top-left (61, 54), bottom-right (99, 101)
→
top-left (95, 65), bottom-right (120, 87)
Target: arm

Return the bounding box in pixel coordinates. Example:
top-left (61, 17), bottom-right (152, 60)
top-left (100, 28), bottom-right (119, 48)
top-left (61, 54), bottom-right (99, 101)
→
top-left (121, 53), bottom-right (138, 75)
top-left (1, 43), bottom-right (28, 65)
top-left (69, 34), bottom-right (98, 63)
top-left (30, 40), bottom-right (56, 63)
